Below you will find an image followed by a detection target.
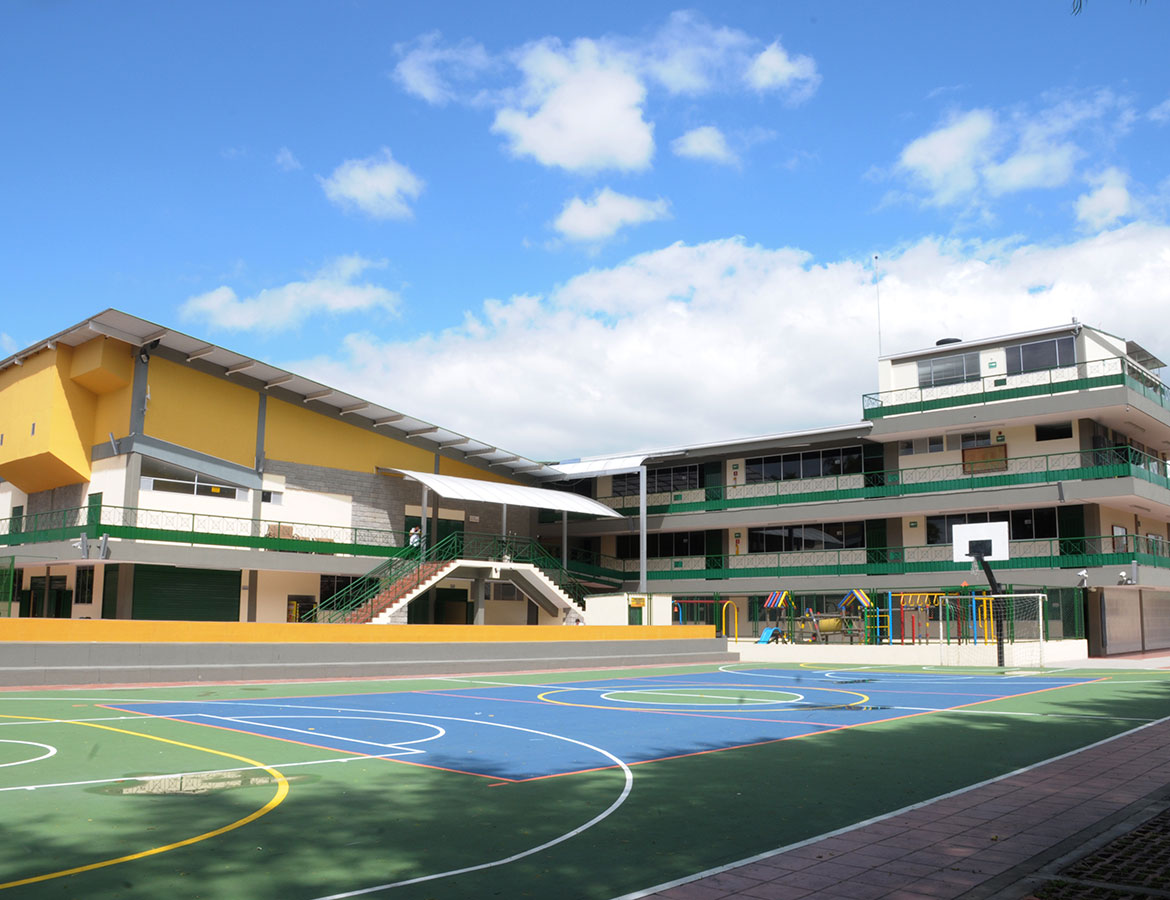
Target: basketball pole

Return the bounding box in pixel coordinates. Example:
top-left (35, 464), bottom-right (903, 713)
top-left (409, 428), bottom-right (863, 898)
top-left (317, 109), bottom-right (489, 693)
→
top-left (970, 550), bottom-right (1006, 666)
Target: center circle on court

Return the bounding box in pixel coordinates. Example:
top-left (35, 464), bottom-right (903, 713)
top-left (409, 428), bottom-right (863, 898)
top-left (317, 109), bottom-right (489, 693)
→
top-left (600, 688), bottom-right (803, 706)
top-left (0, 739), bottom-right (58, 768)
top-left (537, 684), bottom-right (870, 711)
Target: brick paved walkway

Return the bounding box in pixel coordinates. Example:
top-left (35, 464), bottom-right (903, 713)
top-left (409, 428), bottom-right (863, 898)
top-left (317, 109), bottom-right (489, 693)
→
top-left (629, 717), bottom-right (1170, 900)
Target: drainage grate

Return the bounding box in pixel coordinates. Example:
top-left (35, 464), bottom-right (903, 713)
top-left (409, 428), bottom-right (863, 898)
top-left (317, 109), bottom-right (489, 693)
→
top-left (1029, 808), bottom-right (1170, 900)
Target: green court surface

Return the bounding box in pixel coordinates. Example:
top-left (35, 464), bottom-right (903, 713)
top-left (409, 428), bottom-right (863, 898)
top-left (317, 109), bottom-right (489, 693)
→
top-left (1, 663), bottom-right (1169, 899)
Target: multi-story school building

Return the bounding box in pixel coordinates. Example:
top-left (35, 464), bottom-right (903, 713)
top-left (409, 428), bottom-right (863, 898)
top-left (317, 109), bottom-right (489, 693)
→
top-left (2, 311), bottom-right (1168, 656)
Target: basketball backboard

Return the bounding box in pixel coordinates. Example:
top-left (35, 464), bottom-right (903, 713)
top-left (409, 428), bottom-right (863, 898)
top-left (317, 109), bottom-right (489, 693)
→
top-left (951, 521), bottom-right (1010, 563)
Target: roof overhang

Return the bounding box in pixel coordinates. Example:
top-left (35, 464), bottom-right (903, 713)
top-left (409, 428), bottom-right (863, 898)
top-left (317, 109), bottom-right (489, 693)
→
top-left (387, 469), bottom-right (621, 518)
top-left (0, 309), bottom-right (561, 481)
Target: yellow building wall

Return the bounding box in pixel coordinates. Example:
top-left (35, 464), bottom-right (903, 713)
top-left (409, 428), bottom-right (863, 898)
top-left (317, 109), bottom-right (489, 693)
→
top-left (0, 347), bottom-right (95, 492)
top-left (265, 397), bottom-right (434, 472)
top-left (439, 455), bottom-right (519, 485)
top-left (144, 358), bottom-right (258, 467)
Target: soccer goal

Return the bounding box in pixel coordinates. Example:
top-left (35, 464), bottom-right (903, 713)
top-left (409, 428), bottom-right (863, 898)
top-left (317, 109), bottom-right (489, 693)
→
top-left (936, 593), bottom-right (1047, 668)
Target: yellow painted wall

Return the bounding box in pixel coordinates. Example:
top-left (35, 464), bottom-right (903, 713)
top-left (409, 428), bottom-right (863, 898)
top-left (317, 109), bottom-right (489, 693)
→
top-left (265, 397), bottom-right (434, 473)
top-left (92, 383), bottom-right (132, 446)
top-left (438, 455), bottom-right (518, 485)
top-left (0, 347), bottom-right (94, 492)
top-left (0, 619), bottom-right (713, 643)
top-left (70, 337), bottom-right (132, 395)
top-left (144, 358), bottom-right (258, 466)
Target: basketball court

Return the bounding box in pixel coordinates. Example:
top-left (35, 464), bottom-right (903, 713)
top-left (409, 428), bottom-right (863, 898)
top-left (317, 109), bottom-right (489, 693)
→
top-left (2, 660), bottom-right (1169, 899)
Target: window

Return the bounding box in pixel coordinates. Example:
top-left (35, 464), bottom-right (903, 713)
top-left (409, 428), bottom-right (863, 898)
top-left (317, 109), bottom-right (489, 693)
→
top-left (141, 458), bottom-right (246, 501)
top-left (898, 441), bottom-right (915, 457)
top-left (75, 566), bottom-right (95, 604)
top-left (1004, 336), bottom-right (1076, 375)
top-left (615, 530), bottom-right (709, 559)
top-left (745, 446), bottom-right (864, 483)
top-left (1035, 422), bottom-right (1074, 442)
top-left (612, 465), bottom-right (700, 497)
top-left (960, 431), bottom-right (992, 449)
top-left (928, 435), bottom-right (945, 453)
top-left (748, 522), bottom-right (865, 553)
top-left (917, 351), bottom-right (981, 388)
top-left (261, 490), bottom-right (283, 505)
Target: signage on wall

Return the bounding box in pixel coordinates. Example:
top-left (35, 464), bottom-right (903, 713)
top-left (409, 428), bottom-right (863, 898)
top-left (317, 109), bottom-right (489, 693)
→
top-left (629, 596), bottom-right (646, 608)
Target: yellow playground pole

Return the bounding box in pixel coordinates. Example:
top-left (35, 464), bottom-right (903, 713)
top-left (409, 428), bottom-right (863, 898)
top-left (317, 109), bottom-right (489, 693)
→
top-left (721, 600), bottom-right (739, 642)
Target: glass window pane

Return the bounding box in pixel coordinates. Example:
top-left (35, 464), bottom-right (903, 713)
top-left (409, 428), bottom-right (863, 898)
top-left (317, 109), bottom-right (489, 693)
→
top-left (745, 459), bottom-right (763, 483)
top-left (1056, 336), bottom-right (1075, 366)
top-left (843, 522), bottom-right (866, 548)
top-left (926, 516), bottom-right (946, 544)
top-left (1010, 509), bottom-right (1033, 540)
top-left (801, 451), bottom-right (821, 478)
top-left (842, 447), bottom-right (863, 474)
top-left (782, 454), bottom-right (801, 480)
top-left (823, 522), bottom-right (844, 548)
top-left (763, 457), bottom-right (782, 481)
top-left (1034, 507), bottom-right (1057, 539)
top-left (1021, 340), bottom-right (1058, 372)
top-left (822, 449), bottom-right (843, 475)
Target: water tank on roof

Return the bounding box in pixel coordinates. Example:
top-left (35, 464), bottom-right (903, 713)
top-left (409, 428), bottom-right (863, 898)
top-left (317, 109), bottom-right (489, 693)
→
top-left (936, 338), bottom-right (962, 346)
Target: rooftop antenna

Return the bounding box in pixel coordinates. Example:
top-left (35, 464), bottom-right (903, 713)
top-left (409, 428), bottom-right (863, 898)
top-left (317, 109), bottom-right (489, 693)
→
top-left (873, 254), bottom-right (883, 357)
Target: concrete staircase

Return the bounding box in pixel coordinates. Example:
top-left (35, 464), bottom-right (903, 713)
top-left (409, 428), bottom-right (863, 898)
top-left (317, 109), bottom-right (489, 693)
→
top-left (342, 560), bottom-right (457, 624)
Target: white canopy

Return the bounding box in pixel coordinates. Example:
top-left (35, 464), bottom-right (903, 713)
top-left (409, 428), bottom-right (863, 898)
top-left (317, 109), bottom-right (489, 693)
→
top-left (550, 454), bottom-right (651, 479)
top-left (388, 469), bottom-right (621, 518)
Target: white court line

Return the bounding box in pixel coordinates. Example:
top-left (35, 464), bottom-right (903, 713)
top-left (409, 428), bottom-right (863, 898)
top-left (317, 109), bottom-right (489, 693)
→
top-left (0, 753), bottom-right (410, 794)
top-left (199, 714), bottom-right (444, 755)
top-left (893, 705), bottom-right (1155, 722)
top-left (614, 711), bottom-right (1170, 900)
top-left (0, 714), bottom-right (174, 727)
top-left (0, 740), bottom-right (57, 768)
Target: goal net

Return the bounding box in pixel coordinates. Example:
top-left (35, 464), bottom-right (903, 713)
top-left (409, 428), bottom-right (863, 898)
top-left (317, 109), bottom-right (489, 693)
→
top-left (936, 593), bottom-right (1046, 668)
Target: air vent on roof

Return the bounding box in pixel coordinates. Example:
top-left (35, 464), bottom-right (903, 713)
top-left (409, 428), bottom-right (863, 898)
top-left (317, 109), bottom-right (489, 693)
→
top-left (936, 338), bottom-right (962, 346)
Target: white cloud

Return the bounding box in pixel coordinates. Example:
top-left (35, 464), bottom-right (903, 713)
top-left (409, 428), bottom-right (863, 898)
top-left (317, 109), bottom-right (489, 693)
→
top-left (1076, 167), bottom-right (1134, 229)
top-left (1149, 97), bottom-right (1170, 124)
top-left (396, 16), bottom-right (819, 174)
top-left (492, 38), bottom-right (654, 173)
top-left (181, 255), bottom-right (399, 333)
top-left (275, 147), bottom-right (302, 172)
top-left (0, 333), bottom-right (16, 355)
top-left (287, 224), bottom-right (1170, 460)
top-left (553, 188), bottom-right (670, 242)
top-left (671, 126), bottom-right (738, 166)
top-left (896, 93), bottom-right (1134, 209)
top-left (638, 10), bottom-right (754, 95)
top-left (898, 109), bottom-right (997, 206)
top-left (393, 32), bottom-right (493, 105)
top-left (319, 148), bottom-right (424, 219)
top-left (745, 40), bottom-right (820, 102)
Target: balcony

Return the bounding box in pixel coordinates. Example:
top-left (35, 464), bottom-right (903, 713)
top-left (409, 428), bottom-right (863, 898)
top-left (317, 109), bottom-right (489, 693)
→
top-left (602, 533), bottom-right (1170, 584)
top-left (0, 504), bottom-right (413, 558)
top-left (592, 446), bottom-right (1170, 517)
top-left (862, 357), bottom-right (1170, 420)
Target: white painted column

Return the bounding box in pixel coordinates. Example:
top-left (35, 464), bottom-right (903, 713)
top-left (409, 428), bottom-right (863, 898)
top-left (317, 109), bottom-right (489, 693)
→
top-left (639, 465), bottom-right (647, 593)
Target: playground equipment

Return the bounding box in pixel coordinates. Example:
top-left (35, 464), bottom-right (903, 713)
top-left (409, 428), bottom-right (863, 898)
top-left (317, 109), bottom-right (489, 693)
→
top-left (721, 599), bottom-right (739, 642)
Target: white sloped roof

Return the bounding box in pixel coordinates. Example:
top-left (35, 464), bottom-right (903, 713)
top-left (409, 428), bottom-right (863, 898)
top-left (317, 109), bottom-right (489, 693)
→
top-left (389, 469), bottom-right (621, 517)
top-left (550, 455), bottom-right (651, 478)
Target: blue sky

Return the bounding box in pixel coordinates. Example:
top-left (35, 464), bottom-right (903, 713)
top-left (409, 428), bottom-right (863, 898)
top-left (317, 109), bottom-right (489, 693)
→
top-left (3, 1), bottom-right (1169, 459)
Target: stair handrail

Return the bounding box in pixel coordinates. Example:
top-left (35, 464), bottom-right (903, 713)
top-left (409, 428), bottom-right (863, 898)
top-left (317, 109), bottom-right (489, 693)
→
top-left (303, 531), bottom-right (465, 623)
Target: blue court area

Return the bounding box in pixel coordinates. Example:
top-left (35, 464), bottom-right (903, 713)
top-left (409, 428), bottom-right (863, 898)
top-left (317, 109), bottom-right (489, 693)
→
top-left (107, 667), bottom-right (1096, 782)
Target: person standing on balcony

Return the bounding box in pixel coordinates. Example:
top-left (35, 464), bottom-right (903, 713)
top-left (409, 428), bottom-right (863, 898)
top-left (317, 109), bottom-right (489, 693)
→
top-left (409, 526), bottom-right (421, 555)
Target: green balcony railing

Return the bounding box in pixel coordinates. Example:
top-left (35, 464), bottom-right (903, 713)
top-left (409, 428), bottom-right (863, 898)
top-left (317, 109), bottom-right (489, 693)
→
top-left (861, 356), bottom-right (1170, 420)
top-left (0, 504), bottom-right (415, 558)
top-left (602, 533), bottom-right (1170, 584)
top-left (594, 445), bottom-right (1170, 517)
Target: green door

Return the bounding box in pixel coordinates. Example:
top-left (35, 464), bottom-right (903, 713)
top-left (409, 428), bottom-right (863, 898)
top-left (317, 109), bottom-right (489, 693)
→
top-left (628, 605), bottom-right (643, 625)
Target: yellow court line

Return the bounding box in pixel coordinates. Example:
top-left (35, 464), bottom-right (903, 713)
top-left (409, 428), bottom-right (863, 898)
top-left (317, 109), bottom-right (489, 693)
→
top-left (0, 714), bottom-right (289, 891)
top-left (537, 686), bottom-right (869, 712)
